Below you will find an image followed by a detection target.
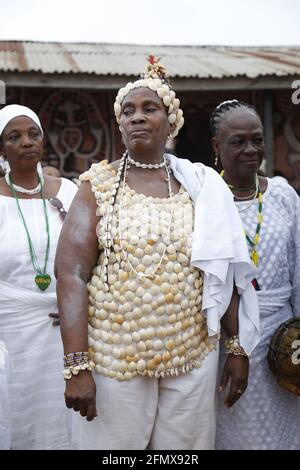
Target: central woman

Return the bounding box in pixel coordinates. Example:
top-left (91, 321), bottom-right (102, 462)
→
top-left (55, 58), bottom-right (260, 450)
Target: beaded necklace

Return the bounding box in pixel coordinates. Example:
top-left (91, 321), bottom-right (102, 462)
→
top-left (100, 153), bottom-right (125, 292)
top-left (8, 174), bottom-right (51, 291)
top-left (118, 154), bottom-right (173, 279)
top-left (221, 170), bottom-right (263, 267)
top-left (226, 182), bottom-right (256, 192)
top-left (5, 161), bottom-right (44, 195)
top-left (127, 155), bottom-right (165, 169)
top-left (244, 190), bottom-right (263, 267)
top-left (100, 152), bottom-right (173, 289)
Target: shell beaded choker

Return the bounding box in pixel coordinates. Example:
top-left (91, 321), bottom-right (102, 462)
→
top-left (4, 162), bottom-right (44, 195)
top-left (127, 155), bottom-right (166, 169)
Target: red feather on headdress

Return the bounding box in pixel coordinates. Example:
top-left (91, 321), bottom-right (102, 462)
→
top-left (147, 55), bottom-right (161, 65)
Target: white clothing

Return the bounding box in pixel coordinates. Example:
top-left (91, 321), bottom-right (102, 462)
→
top-left (71, 156), bottom-right (258, 450)
top-left (70, 346), bottom-right (219, 450)
top-left (0, 341), bottom-right (11, 450)
top-left (0, 178), bottom-right (77, 449)
top-left (216, 178), bottom-right (300, 450)
top-left (167, 155), bottom-right (260, 355)
top-left (0, 178), bottom-right (76, 292)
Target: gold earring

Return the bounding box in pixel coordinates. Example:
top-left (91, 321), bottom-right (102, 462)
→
top-left (214, 154), bottom-right (219, 166)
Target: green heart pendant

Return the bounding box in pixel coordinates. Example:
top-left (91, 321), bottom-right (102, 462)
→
top-left (35, 274), bottom-right (51, 291)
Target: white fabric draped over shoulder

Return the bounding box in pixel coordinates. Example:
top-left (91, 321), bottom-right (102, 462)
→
top-left (167, 154), bottom-right (260, 355)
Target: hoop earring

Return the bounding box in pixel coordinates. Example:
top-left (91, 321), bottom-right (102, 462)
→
top-left (214, 154), bottom-right (219, 166)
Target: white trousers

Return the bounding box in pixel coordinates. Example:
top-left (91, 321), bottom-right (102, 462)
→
top-left (70, 347), bottom-right (219, 450)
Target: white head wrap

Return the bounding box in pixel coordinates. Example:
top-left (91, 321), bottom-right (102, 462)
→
top-left (0, 104), bottom-right (43, 137)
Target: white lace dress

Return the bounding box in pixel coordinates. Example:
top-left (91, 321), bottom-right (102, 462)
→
top-left (216, 178), bottom-right (300, 450)
top-left (0, 178), bottom-right (77, 449)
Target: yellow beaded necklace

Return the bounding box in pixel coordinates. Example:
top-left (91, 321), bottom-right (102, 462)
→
top-left (221, 170), bottom-right (263, 267)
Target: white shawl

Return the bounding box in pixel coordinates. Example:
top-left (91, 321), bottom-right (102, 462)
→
top-left (167, 155), bottom-right (260, 355)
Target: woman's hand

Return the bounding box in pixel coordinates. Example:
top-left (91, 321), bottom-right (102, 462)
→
top-left (219, 354), bottom-right (249, 408)
top-left (65, 370), bottom-right (97, 421)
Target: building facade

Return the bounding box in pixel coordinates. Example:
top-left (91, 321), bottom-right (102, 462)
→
top-left (1, 42), bottom-right (300, 190)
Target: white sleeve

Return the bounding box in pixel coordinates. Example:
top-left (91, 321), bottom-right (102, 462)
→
top-left (287, 187), bottom-right (300, 314)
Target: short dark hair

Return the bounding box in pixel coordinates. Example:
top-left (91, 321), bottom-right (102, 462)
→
top-left (209, 99), bottom-right (260, 137)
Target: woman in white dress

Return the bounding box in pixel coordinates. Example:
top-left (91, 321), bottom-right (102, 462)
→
top-left (0, 105), bottom-right (77, 449)
top-left (211, 99), bottom-right (300, 450)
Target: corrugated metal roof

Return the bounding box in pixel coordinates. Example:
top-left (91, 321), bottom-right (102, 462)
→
top-left (0, 41), bottom-right (299, 78)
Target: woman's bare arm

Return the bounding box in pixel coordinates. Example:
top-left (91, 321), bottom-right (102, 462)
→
top-left (55, 181), bottom-right (99, 352)
top-left (55, 181), bottom-right (100, 420)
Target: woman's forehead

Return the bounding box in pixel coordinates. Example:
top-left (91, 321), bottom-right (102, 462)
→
top-left (220, 109), bottom-right (262, 134)
top-left (122, 87), bottom-right (162, 106)
top-left (3, 115), bottom-right (40, 134)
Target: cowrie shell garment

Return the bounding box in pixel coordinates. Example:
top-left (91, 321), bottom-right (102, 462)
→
top-left (80, 161), bottom-right (218, 381)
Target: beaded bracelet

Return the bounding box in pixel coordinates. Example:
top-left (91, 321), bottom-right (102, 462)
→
top-left (63, 362), bottom-right (92, 380)
top-left (63, 351), bottom-right (91, 380)
top-left (224, 335), bottom-right (248, 356)
top-left (63, 351), bottom-right (89, 367)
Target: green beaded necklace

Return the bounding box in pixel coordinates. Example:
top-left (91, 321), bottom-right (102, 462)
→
top-left (8, 174), bottom-right (51, 291)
